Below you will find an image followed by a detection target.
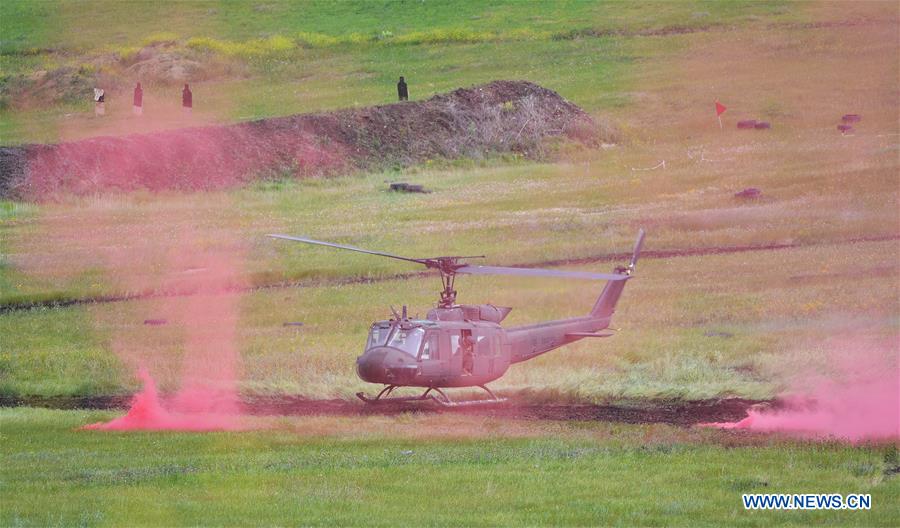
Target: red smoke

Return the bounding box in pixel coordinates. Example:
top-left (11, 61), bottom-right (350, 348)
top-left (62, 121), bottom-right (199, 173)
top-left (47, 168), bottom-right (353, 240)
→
top-left (82, 221), bottom-right (248, 432)
top-left (705, 335), bottom-right (899, 443)
top-left (24, 121), bottom-right (349, 198)
top-left (22, 91), bottom-right (259, 434)
top-left (83, 368), bottom-right (242, 431)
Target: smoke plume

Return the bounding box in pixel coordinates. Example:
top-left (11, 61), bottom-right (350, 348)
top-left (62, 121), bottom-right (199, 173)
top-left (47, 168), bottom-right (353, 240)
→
top-left (706, 334), bottom-right (899, 443)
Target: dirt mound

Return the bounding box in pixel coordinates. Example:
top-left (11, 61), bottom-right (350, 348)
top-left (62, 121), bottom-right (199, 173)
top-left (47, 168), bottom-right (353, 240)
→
top-left (0, 44), bottom-right (215, 110)
top-left (124, 43), bottom-right (225, 84)
top-left (2, 66), bottom-right (101, 108)
top-left (0, 80), bottom-right (602, 200)
top-left (126, 54), bottom-right (208, 83)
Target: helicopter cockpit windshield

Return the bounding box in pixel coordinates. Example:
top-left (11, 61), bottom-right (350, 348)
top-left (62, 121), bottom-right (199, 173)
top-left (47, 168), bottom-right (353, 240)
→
top-left (366, 326), bottom-right (391, 350)
top-left (385, 327), bottom-right (425, 357)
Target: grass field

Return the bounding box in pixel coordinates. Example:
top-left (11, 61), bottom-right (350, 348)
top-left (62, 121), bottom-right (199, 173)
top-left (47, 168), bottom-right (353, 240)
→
top-left (0, 1), bottom-right (798, 143)
top-left (3, 408), bottom-right (899, 527)
top-left (1, 0), bottom-right (898, 526)
top-left (3, 237), bottom-right (898, 400)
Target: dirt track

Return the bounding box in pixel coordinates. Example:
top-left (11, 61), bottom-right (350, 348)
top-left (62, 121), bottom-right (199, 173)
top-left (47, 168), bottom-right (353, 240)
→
top-left (0, 394), bottom-right (763, 426)
top-left (245, 396), bottom-right (764, 426)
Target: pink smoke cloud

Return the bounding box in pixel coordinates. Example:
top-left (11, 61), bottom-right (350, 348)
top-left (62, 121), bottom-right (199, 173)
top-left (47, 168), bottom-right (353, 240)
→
top-left (82, 219), bottom-right (249, 432)
top-left (83, 368), bottom-right (243, 431)
top-left (705, 335), bottom-right (899, 443)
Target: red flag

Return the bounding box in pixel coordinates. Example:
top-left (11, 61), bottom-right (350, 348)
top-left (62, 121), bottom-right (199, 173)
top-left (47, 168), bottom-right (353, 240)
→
top-left (715, 101), bottom-right (727, 116)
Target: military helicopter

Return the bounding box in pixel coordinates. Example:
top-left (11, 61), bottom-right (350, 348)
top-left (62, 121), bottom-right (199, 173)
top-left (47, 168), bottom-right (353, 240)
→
top-left (268, 230), bottom-right (645, 406)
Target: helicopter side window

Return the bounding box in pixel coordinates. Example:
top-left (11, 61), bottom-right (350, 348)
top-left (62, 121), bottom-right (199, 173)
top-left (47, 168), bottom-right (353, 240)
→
top-left (387, 327), bottom-right (425, 357)
top-left (419, 333), bottom-right (440, 360)
top-left (476, 335), bottom-right (492, 356)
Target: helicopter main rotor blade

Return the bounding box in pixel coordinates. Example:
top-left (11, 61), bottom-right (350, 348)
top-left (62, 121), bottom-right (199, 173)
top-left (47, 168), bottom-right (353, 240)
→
top-left (455, 264), bottom-right (628, 281)
top-left (267, 235), bottom-right (428, 266)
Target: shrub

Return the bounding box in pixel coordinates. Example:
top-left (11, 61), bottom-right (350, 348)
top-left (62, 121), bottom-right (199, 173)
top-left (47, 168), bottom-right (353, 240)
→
top-left (115, 46), bottom-right (141, 64)
top-left (187, 35), bottom-right (296, 58)
top-left (296, 31), bottom-right (341, 48)
top-left (190, 26), bottom-right (599, 56)
top-left (186, 36), bottom-right (227, 54)
top-left (345, 33), bottom-right (369, 45)
top-left (392, 28), bottom-right (495, 45)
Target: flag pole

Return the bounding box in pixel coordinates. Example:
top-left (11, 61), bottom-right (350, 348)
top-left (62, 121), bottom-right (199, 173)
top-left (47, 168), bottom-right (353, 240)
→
top-left (715, 100), bottom-right (726, 130)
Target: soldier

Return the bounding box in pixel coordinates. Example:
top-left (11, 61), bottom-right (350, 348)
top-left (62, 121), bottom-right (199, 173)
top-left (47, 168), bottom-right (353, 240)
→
top-left (93, 88), bottom-right (105, 116)
top-left (461, 333), bottom-right (475, 375)
top-left (182, 83), bottom-right (192, 112)
top-left (132, 82), bottom-right (143, 116)
top-left (397, 76), bottom-right (408, 101)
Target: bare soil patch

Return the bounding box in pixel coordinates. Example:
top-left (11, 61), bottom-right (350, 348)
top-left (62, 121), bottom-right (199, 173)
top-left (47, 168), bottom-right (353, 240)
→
top-left (0, 394), bottom-right (764, 426)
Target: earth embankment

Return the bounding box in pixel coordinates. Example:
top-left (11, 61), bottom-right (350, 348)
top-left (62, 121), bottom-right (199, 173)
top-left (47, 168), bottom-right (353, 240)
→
top-left (0, 80), bottom-right (601, 200)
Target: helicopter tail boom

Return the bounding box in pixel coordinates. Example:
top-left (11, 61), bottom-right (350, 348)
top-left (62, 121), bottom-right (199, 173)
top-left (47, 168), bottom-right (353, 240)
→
top-left (506, 229), bottom-right (646, 364)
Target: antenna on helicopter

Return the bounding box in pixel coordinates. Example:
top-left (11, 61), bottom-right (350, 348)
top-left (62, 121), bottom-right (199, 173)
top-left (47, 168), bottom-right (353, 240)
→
top-left (267, 234), bottom-right (631, 308)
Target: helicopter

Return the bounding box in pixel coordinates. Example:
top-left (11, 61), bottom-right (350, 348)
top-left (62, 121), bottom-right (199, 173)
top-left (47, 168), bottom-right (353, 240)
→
top-left (268, 229), bottom-right (645, 406)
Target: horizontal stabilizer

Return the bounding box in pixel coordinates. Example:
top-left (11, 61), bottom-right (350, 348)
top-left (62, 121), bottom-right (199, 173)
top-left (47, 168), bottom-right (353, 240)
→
top-left (566, 331), bottom-right (615, 338)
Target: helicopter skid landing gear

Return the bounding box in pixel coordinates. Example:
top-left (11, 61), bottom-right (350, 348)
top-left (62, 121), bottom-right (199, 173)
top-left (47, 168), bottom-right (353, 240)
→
top-left (356, 385), bottom-right (506, 406)
top-left (432, 385), bottom-right (507, 407)
top-left (356, 385), bottom-right (434, 404)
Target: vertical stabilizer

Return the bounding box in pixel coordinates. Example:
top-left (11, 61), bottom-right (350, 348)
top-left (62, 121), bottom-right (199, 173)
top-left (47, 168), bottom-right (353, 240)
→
top-left (590, 229), bottom-right (644, 318)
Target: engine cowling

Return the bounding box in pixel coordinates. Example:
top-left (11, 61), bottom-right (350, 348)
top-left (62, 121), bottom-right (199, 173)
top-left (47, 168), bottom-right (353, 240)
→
top-left (426, 304), bottom-right (512, 323)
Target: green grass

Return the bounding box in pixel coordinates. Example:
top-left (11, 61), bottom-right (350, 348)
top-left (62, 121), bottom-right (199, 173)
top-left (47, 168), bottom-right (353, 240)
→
top-left (2, 4), bottom-right (898, 396)
top-left (0, 0), bottom-right (793, 54)
top-left (2, 407), bottom-right (898, 527)
top-left (3, 237), bottom-right (896, 400)
top-left (0, 307), bottom-right (122, 397)
top-left (1, 1), bottom-right (897, 401)
top-left (0, 30), bottom-right (638, 144)
top-left (1, 2), bottom-right (898, 526)
top-left (0, 201), bottom-right (37, 304)
top-left (3, 121), bottom-right (897, 306)
top-left (0, 0), bottom-right (799, 144)
top-left (218, 34), bottom-right (635, 122)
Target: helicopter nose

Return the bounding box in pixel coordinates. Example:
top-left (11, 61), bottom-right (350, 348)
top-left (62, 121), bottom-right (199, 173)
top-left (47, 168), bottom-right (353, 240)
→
top-left (356, 348), bottom-right (389, 383)
top-left (356, 347), bottom-right (419, 384)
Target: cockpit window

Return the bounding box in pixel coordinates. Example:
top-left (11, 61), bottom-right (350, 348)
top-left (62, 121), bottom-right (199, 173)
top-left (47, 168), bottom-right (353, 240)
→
top-left (366, 326), bottom-right (391, 350)
top-left (386, 327), bottom-right (425, 357)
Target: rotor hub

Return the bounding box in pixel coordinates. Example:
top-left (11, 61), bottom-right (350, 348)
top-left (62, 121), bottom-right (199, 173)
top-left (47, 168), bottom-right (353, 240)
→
top-left (437, 268), bottom-right (459, 308)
